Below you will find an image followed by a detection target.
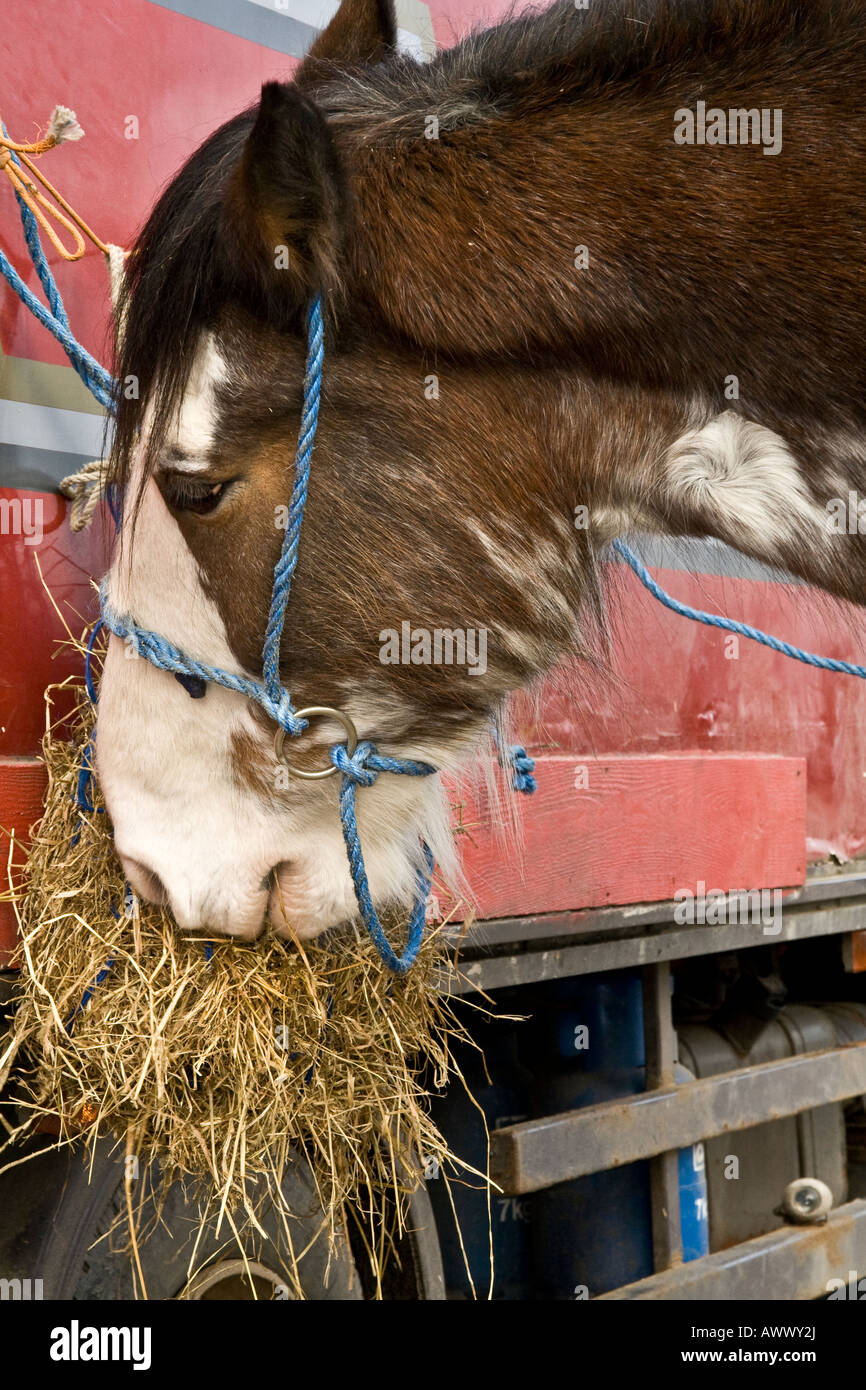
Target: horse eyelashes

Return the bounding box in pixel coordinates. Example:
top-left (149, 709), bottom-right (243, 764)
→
top-left (159, 474), bottom-right (229, 516)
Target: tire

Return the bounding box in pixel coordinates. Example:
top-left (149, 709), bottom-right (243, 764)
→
top-left (0, 1135), bottom-right (444, 1300)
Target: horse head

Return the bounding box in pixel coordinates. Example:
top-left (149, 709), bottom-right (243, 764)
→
top-left (96, 0), bottom-right (866, 943)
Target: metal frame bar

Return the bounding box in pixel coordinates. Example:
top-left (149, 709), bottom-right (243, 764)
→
top-left (642, 962), bottom-right (683, 1271)
top-left (443, 867), bottom-right (866, 955)
top-left (598, 1198), bottom-right (866, 1301)
top-left (441, 899), bottom-right (866, 994)
top-left (489, 1041), bottom-right (866, 1195)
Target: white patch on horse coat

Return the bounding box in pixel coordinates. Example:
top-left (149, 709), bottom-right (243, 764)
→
top-left (474, 526), bottom-right (578, 632)
top-left (96, 337), bottom-right (464, 941)
top-left (591, 504), bottom-right (659, 542)
top-left (99, 336), bottom-right (278, 936)
top-left (663, 411), bottom-right (827, 557)
top-left (166, 335), bottom-right (226, 464)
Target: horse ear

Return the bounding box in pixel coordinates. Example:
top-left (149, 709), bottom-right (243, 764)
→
top-left (295, 0), bottom-right (397, 86)
top-left (222, 82), bottom-right (345, 314)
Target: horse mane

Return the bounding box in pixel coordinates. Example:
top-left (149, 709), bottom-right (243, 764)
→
top-left (316, 0), bottom-right (864, 140)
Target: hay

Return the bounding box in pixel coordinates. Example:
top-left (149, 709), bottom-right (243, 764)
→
top-left (0, 636), bottom-right (486, 1293)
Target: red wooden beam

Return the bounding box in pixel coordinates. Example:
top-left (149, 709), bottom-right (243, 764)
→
top-left (0, 752), bottom-right (807, 957)
top-left (438, 752), bottom-right (807, 922)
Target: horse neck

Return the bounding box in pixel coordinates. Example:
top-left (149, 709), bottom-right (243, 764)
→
top-left (321, 2), bottom-right (865, 422)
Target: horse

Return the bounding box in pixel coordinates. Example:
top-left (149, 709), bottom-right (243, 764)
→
top-left (95, 0), bottom-right (866, 944)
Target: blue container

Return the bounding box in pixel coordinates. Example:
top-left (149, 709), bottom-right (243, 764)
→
top-left (427, 974), bottom-right (709, 1297)
top-left (678, 1137), bottom-right (710, 1262)
top-left (524, 972), bottom-right (709, 1297)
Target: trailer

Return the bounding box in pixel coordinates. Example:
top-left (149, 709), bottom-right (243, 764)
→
top-left (1, 0), bottom-right (866, 1302)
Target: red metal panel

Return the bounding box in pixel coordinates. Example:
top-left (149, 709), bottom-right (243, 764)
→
top-left (514, 566), bottom-right (866, 867)
top-left (0, 757), bottom-right (46, 965)
top-left (440, 751), bottom-right (806, 921)
top-left (0, 0), bottom-right (304, 369)
top-left (428, 0), bottom-right (518, 46)
top-left (0, 490), bottom-right (106, 756)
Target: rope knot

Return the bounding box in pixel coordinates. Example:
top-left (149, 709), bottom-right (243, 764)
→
top-left (266, 690), bottom-right (305, 736)
top-left (60, 458), bottom-right (107, 531)
top-left (331, 740), bottom-right (379, 787)
top-left (508, 744), bottom-right (537, 795)
top-left (47, 106), bottom-right (84, 145)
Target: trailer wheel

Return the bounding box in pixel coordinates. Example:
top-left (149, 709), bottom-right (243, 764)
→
top-left (0, 1135), bottom-right (443, 1300)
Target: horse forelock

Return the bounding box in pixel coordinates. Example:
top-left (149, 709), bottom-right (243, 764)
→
top-left (107, 105), bottom-right (324, 526)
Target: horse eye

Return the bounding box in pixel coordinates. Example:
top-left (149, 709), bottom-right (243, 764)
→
top-left (160, 474), bottom-right (230, 516)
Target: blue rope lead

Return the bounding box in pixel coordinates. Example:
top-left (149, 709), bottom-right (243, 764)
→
top-left (614, 540), bottom-right (866, 680)
top-left (0, 128), bottom-right (116, 413)
top-left (15, 174), bottom-right (68, 330)
top-left (65, 954), bottom-right (117, 1033)
top-left (0, 241), bottom-right (115, 411)
top-left (332, 742), bottom-right (435, 974)
top-left (84, 619), bottom-right (104, 703)
top-left (262, 297), bottom-right (323, 706)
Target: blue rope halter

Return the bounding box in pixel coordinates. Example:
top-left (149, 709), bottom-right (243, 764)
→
top-left (100, 296), bottom-right (439, 973)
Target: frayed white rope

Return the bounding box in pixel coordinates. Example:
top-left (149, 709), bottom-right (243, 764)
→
top-left (47, 105), bottom-right (84, 145)
top-left (106, 242), bottom-right (126, 312)
top-left (59, 458), bottom-right (108, 531)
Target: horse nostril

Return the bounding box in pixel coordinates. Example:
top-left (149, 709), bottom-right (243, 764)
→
top-left (118, 855), bottom-right (168, 906)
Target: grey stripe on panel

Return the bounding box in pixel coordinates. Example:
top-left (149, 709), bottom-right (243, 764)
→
top-left (0, 399), bottom-right (108, 459)
top-left (0, 442), bottom-right (93, 493)
top-left (619, 533), bottom-right (801, 586)
top-left (147, 0), bottom-right (319, 58)
top-left (147, 0), bottom-right (435, 61)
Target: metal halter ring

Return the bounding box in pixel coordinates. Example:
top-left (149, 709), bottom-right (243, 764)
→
top-left (274, 705), bottom-right (358, 780)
